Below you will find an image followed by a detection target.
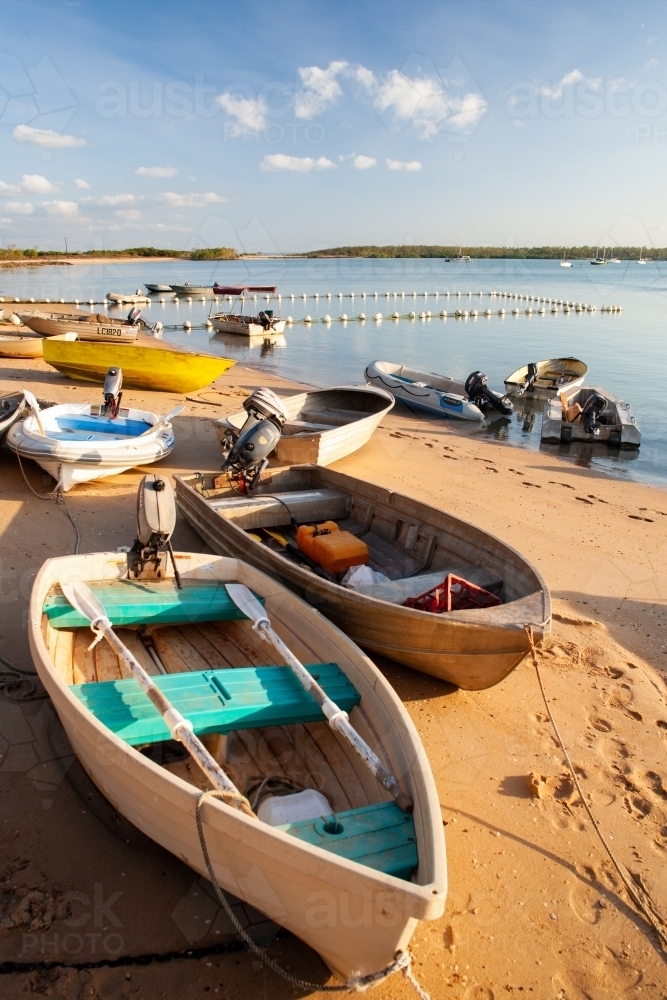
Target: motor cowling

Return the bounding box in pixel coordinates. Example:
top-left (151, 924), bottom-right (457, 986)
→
top-left (102, 366), bottom-right (122, 418)
top-left (465, 371), bottom-right (514, 415)
top-left (581, 391), bottom-right (606, 435)
top-left (220, 387), bottom-right (288, 492)
top-left (127, 307), bottom-right (142, 324)
top-left (127, 474), bottom-right (179, 583)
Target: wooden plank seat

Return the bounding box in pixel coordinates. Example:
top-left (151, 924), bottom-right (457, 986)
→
top-left (278, 801), bottom-right (418, 880)
top-left (69, 663), bottom-right (360, 746)
top-left (44, 581), bottom-right (265, 629)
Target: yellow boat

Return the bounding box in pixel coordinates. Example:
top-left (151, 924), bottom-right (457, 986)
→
top-left (42, 339), bottom-right (235, 394)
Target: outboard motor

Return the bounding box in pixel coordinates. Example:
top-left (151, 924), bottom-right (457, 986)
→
top-left (516, 362), bottom-right (538, 395)
top-left (127, 307), bottom-right (142, 324)
top-left (127, 473), bottom-right (181, 587)
top-left (581, 391), bottom-right (606, 436)
top-left (258, 309), bottom-right (273, 331)
top-left (465, 371), bottom-right (514, 415)
top-left (102, 366), bottom-right (122, 418)
top-left (220, 387), bottom-right (288, 493)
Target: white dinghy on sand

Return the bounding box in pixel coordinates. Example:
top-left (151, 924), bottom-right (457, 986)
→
top-left (7, 368), bottom-right (181, 490)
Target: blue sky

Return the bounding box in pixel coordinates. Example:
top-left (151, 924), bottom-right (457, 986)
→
top-left (1, 0), bottom-right (667, 251)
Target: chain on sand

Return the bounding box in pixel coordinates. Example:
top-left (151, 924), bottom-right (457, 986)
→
top-left (524, 625), bottom-right (667, 951)
top-left (195, 790), bottom-right (431, 997)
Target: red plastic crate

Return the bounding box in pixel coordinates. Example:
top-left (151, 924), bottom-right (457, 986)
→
top-left (404, 574), bottom-right (501, 613)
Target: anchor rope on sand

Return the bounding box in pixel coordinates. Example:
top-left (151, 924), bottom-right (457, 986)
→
top-left (16, 454), bottom-right (80, 554)
top-left (524, 625), bottom-right (667, 951)
top-left (195, 790), bottom-right (431, 997)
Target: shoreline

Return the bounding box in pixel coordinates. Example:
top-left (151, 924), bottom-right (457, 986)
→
top-left (0, 356), bottom-right (666, 996)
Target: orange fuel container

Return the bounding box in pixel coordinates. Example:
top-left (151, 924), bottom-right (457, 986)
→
top-left (312, 531), bottom-right (369, 575)
top-left (296, 521), bottom-right (339, 561)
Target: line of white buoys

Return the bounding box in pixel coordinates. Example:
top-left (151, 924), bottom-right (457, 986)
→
top-left (391, 311), bottom-right (399, 319)
top-left (183, 320), bottom-right (192, 329)
top-left (326, 292), bottom-right (331, 298)
top-left (304, 315), bottom-right (312, 323)
top-left (301, 293), bottom-right (307, 299)
top-left (374, 312), bottom-right (382, 321)
top-left (338, 293), bottom-right (343, 298)
top-left (289, 293), bottom-right (295, 300)
top-left (373, 292), bottom-right (378, 298)
top-left (358, 312), bottom-right (365, 321)
top-left (323, 314), bottom-right (331, 323)
top-left (440, 310), bottom-right (447, 318)
top-left (512, 308), bottom-right (519, 315)
top-left (314, 293), bottom-right (319, 299)
top-left (361, 292), bottom-right (366, 299)
top-left (408, 310), bottom-right (416, 319)
top-left (470, 308), bottom-right (477, 317)
top-left (498, 308), bottom-right (505, 315)
top-left (526, 307), bottom-right (532, 315)
top-left (286, 316), bottom-right (293, 324)
top-left (340, 313), bottom-right (348, 321)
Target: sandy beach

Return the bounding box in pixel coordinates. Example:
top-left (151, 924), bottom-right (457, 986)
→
top-left (1, 354), bottom-right (666, 999)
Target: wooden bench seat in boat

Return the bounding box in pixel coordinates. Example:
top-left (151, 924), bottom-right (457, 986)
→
top-left (69, 663), bottom-right (360, 745)
top-left (278, 801), bottom-right (418, 880)
top-left (44, 581), bottom-right (265, 629)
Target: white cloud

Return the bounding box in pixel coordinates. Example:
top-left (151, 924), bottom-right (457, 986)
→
top-left (81, 193), bottom-right (135, 206)
top-left (537, 69), bottom-right (601, 99)
top-left (21, 174), bottom-right (59, 194)
top-left (386, 158), bottom-right (422, 171)
top-left (355, 66), bottom-right (486, 138)
top-left (42, 200), bottom-right (78, 216)
top-left (216, 93), bottom-right (267, 132)
top-left (136, 165), bottom-right (178, 178)
top-left (295, 61), bottom-right (348, 119)
top-left (75, 178), bottom-right (91, 189)
top-left (115, 208), bottom-right (142, 220)
top-left (0, 218), bottom-right (11, 225)
top-left (0, 181), bottom-right (21, 196)
top-left (4, 202), bottom-right (34, 214)
top-left (609, 76), bottom-right (636, 92)
top-left (353, 155), bottom-right (376, 170)
top-left (261, 154), bottom-right (335, 173)
top-left (12, 124), bottom-right (87, 148)
top-left (156, 191), bottom-right (225, 207)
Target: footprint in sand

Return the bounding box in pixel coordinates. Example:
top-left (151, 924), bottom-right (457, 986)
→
top-left (606, 682), bottom-right (633, 708)
top-left (645, 771), bottom-right (667, 799)
top-left (588, 715), bottom-right (613, 733)
top-left (623, 793), bottom-right (653, 818)
top-left (568, 884), bottom-right (602, 925)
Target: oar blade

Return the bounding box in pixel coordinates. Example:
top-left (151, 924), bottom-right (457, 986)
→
top-left (225, 583), bottom-right (269, 626)
top-left (163, 404), bottom-right (186, 422)
top-left (61, 579), bottom-right (108, 624)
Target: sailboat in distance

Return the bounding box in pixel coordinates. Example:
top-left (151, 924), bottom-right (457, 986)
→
top-left (457, 228), bottom-right (472, 262)
top-left (591, 246), bottom-right (608, 265)
top-left (560, 245), bottom-right (572, 267)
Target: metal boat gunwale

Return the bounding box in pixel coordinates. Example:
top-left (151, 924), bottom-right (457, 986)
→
top-left (504, 357), bottom-right (588, 398)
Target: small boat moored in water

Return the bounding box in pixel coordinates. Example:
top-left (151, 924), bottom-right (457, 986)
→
top-left (28, 476), bottom-right (446, 982)
top-left (8, 369), bottom-right (181, 489)
top-left (216, 385), bottom-right (394, 467)
top-left (504, 358), bottom-right (588, 398)
top-left (365, 360), bottom-right (513, 420)
top-left (42, 338), bottom-right (235, 393)
top-left (541, 386), bottom-right (641, 448)
top-left (210, 285), bottom-right (285, 336)
top-left (170, 283), bottom-right (214, 296)
top-left (175, 464), bottom-right (550, 689)
top-left (145, 283), bottom-right (173, 294)
top-left (106, 291), bottom-right (151, 304)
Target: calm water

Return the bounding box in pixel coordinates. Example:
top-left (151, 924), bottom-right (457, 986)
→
top-left (2, 258), bottom-right (665, 487)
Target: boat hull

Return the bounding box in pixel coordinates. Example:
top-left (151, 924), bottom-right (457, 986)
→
top-left (19, 312), bottom-right (139, 343)
top-left (216, 386), bottom-right (394, 466)
top-left (175, 467), bottom-right (551, 690)
top-left (365, 361), bottom-right (484, 421)
top-left (42, 340), bottom-right (235, 393)
top-left (7, 401), bottom-right (175, 490)
top-left (29, 552), bottom-right (446, 979)
top-left (0, 391), bottom-right (28, 444)
top-left (541, 386), bottom-right (641, 448)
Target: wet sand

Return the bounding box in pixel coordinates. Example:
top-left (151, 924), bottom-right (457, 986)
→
top-left (0, 355), bottom-right (666, 999)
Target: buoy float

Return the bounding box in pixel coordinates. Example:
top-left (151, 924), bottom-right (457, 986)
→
top-left (205, 319), bottom-right (212, 328)
top-left (391, 311), bottom-right (399, 319)
top-left (374, 312), bottom-right (382, 321)
top-left (512, 308), bottom-right (519, 315)
top-left (484, 308), bottom-right (491, 316)
top-left (323, 314), bottom-right (331, 323)
top-left (304, 315), bottom-right (312, 323)
top-left (340, 313), bottom-right (348, 321)
top-left (498, 308), bottom-right (505, 316)
top-left (454, 309), bottom-right (463, 318)
top-left (314, 293), bottom-right (319, 299)
top-left (408, 310), bottom-right (416, 319)
top-left (526, 307), bottom-right (532, 315)
top-left (419, 311), bottom-right (426, 319)
top-left (326, 292), bottom-right (331, 298)
top-left (361, 292), bottom-right (366, 298)
top-left (29, 297), bottom-right (35, 303)
top-left (289, 293), bottom-right (295, 300)
top-left (470, 309), bottom-right (477, 317)
top-left (184, 320), bottom-right (191, 329)
top-left (358, 313), bottom-right (365, 321)
top-left (440, 310), bottom-right (447, 318)
top-left (301, 293), bottom-right (307, 299)
top-left (286, 316), bottom-right (293, 324)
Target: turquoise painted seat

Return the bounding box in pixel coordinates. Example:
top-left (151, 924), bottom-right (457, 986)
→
top-left (44, 580), bottom-right (264, 629)
top-left (69, 664), bottom-right (360, 745)
top-left (278, 801), bottom-right (418, 881)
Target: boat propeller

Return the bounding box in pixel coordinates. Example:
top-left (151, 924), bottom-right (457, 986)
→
top-left (220, 387), bottom-right (288, 493)
top-left (465, 371), bottom-right (514, 415)
top-left (127, 473), bottom-right (182, 587)
top-left (102, 366), bottom-right (123, 418)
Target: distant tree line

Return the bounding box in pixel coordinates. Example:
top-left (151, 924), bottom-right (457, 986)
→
top-left (0, 246), bottom-right (238, 260)
top-left (303, 245), bottom-right (666, 260)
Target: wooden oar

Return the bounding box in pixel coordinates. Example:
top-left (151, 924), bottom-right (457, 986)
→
top-left (61, 580), bottom-right (254, 817)
top-left (225, 583), bottom-right (413, 812)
